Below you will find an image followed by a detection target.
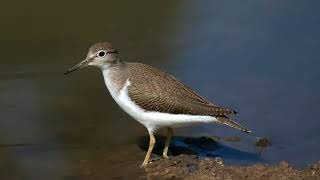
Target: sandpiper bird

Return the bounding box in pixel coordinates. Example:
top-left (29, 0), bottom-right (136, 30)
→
top-left (65, 42), bottom-right (251, 167)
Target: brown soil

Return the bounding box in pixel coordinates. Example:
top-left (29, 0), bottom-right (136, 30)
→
top-left (144, 155), bottom-right (320, 180)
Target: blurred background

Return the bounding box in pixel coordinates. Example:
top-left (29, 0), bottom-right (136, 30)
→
top-left (1, 0), bottom-right (320, 179)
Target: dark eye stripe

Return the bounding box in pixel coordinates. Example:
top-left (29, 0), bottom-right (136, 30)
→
top-left (107, 49), bottom-right (118, 54)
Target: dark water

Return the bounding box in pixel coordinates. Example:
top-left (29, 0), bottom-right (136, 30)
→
top-left (1, 0), bottom-right (320, 179)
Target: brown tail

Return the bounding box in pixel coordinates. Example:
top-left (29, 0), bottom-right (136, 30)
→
top-left (216, 117), bottom-right (252, 133)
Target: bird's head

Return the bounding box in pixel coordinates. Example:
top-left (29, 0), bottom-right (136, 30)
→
top-left (65, 42), bottom-right (120, 75)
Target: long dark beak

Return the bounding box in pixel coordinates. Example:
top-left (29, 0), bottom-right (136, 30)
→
top-left (64, 59), bottom-right (90, 75)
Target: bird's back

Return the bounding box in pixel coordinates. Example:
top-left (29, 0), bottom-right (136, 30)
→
top-left (121, 63), bottom-right (237, 116)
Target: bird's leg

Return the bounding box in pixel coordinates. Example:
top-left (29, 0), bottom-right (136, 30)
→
top-left (162, 127), bottom-right (173, 159)
top-left (141, 130), bottom-right (156, 168)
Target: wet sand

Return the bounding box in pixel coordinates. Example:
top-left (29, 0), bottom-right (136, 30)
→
top-left (143, 136), bottom-right (320, 180)
top-left (36, 136), bottom-right (320, 180)
top-left (66, 136), bottom-right (320, 180)
top-left (145, 155), bottom-right (320, 180)
top-left (12, 135), bottom-right (315, 180)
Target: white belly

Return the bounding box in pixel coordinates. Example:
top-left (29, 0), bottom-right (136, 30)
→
top-left (102, 71), bottom-right (217, 132)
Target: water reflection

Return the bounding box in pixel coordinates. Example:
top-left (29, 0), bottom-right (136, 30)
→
top-left (138, 135), bottom-right (262, 165)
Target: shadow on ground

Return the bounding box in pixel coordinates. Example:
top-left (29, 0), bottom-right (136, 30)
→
top-left (137, 135), bottom-right (262, 164)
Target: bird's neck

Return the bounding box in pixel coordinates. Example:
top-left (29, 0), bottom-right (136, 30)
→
top-left (101, 62), bottom-right (128, 93)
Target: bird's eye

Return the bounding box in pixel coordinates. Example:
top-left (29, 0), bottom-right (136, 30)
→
top-left (98, 51), bottom-right (106, 57)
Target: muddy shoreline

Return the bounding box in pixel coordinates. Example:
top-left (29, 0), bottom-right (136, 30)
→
top-left (2, 136), bottom-right (317, 179)
top-left (145, 155), bottom-right (320, 180)
top-left (141, 135), bottom-right (320, 180)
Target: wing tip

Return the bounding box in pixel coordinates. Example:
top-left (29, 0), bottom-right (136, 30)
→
top-left (243, 129), bottom-right (252, 133)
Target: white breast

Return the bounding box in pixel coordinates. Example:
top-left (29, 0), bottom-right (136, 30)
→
top-left (102, 70), bottom-right (217, 132)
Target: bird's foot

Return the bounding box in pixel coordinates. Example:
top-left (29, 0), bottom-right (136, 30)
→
top-left (140, 155), bottom-right (160, 168)
top-left (162, 154), bottom-right (169, 159)
top-left (140, 162), bottom-right (148, 168)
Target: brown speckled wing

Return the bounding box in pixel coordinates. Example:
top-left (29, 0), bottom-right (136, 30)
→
top-left (126, 63), bottom-right (237, 116)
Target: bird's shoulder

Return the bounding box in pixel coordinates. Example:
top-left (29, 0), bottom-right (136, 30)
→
top-left (126, 63), bottom-right (209, 102)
